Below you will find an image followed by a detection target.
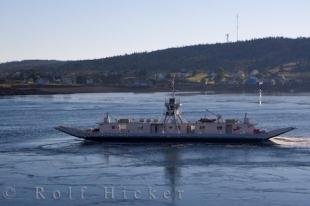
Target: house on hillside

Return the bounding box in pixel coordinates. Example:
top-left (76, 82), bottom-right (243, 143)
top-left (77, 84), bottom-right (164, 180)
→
top-left (244, 76), bottom-right (259, 85)
top-left (250, 69), bottom-right (259, 76)
top-left (36, 77), bottom-right (50, 85)
top-left (86, 78), bottom-right (94, 85)
top-left (154, 73), bottom-right (166, 81)
top-left (62, 76), bottom-right (77, 85)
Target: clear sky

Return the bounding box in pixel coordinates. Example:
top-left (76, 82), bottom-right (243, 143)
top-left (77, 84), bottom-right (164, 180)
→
top-left (0, 0), bottom-right (309, 62)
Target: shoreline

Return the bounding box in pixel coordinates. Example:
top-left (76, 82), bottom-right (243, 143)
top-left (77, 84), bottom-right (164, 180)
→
top-left (0, 84), bottom-right (309, 96)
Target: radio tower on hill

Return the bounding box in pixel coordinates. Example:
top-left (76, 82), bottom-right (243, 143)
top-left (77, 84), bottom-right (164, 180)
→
top-left (236, 13), bottom-right (239, 42)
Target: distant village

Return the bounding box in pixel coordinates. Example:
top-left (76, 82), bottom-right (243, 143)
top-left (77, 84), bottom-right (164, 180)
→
top-left (0, 62), bottom-right (308, 92)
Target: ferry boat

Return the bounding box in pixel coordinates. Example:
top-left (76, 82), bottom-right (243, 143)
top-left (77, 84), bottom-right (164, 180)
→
top-left (55, 79), bottom-right (295, 143)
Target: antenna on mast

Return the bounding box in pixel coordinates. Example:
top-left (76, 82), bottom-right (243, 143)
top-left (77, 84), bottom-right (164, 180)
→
top-left (171, 73), bottom-right (176, 97)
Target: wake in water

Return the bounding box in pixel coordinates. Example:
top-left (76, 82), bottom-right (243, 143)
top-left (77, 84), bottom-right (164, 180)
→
top-left (271, 136), bottom-right (310, 148)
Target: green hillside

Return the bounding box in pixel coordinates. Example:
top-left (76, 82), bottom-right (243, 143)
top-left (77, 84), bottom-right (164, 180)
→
top-left (0, 37), bottom-right (310, 93)
top-left (1, 37), bottom-right (310, 73)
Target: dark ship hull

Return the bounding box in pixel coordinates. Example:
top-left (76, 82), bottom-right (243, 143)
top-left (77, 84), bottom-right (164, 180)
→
top-left (55, 126), bottom-right (295, 143)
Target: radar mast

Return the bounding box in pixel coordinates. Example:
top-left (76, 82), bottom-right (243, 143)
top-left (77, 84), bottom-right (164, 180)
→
top-left (163, 74), bottom-right (184, 132)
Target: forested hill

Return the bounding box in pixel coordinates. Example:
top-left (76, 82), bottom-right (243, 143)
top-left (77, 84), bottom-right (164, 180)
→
top-left (1, 37), bottom-right (310, 74)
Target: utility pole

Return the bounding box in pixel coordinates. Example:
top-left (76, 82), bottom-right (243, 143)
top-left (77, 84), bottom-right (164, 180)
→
top-left (258, 81), bottom-right (263, 105)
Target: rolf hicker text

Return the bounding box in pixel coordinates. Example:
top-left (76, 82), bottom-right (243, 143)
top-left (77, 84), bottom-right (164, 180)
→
top-left (2, 186), bottom-right (184, 201)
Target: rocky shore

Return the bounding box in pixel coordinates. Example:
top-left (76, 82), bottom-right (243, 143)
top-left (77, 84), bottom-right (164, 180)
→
top-left (0, 84), bottom-right (309, 96)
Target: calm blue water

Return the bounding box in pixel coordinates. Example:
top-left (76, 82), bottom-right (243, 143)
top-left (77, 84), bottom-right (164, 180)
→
top-left (0, 92), bottom-right (310, 206)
